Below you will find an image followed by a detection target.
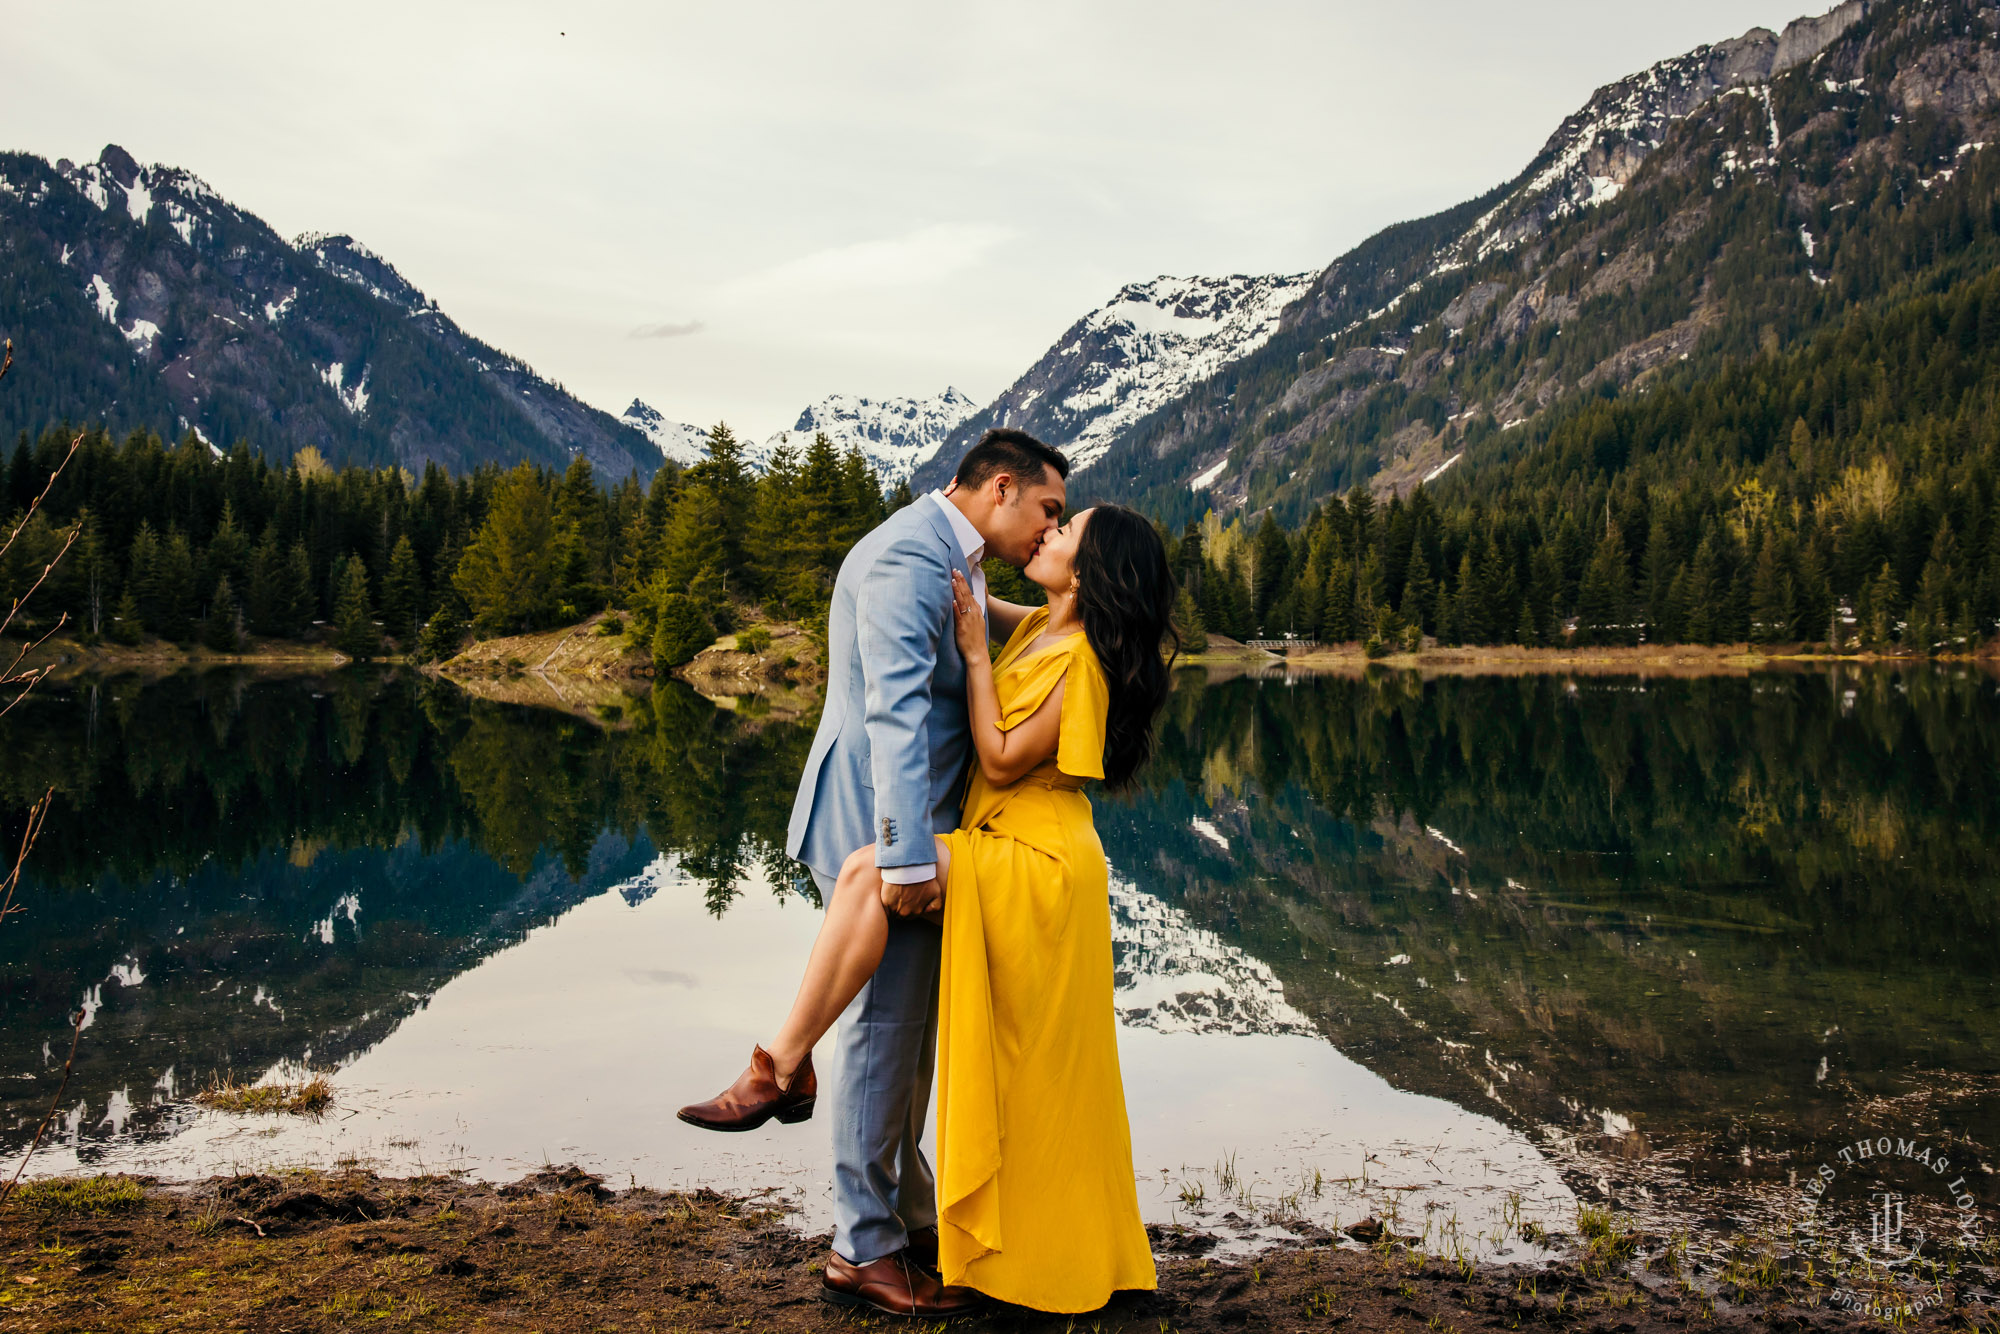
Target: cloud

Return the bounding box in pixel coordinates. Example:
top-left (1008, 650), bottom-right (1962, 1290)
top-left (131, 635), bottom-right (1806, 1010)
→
top-left (728, 222), bottom-right (1016, 297)
top-left (629, 319), bottom-right (705, 339)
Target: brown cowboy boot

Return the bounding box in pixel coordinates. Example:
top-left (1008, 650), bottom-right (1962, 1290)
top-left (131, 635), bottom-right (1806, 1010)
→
top-left (821, 1247), bottom-right (981, 1317)
top-left (676, 1046), bottom-right (815, 1132)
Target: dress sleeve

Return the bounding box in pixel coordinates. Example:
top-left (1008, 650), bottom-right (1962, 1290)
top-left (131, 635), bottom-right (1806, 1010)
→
top-left (1055, 647), bottom-right (1108, 782)
top-left (992, 639), bottom-right (1108, 782)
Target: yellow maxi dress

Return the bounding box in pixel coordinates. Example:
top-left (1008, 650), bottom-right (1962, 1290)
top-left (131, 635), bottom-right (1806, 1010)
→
top-left (935, 606), bottom-right (1158, 1312)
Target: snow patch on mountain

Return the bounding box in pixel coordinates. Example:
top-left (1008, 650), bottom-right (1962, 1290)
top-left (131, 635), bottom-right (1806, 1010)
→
top-left (88, 275), bottom-right (118, 325)
top-left (621, 399), bottom-right (712, 468)
top-left (320, 362), bottom-right (370, 416)
top-left (758, 387), bottom-right (977, 487)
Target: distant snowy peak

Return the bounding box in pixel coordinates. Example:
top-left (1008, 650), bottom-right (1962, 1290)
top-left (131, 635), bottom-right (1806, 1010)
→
top-left (621, 399), bottom-right (713, 467)
top-left (915, 271), bottom-right (1316, 490)
top-left (760, 386), bottom-right (978, 487)
top-left (56, 144), bottom-right (237, 252)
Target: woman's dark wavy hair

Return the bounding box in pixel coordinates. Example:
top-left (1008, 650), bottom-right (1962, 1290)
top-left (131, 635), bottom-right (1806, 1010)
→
top-left (1073, 505), bottom-right (1180, 790)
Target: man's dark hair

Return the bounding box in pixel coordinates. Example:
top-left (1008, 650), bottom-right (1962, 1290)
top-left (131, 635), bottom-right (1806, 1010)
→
top-left (953, 428), bottom-right (1069, 492)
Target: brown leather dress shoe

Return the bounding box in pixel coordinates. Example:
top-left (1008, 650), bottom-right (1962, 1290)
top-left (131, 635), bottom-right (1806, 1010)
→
top-left (676, 1046), bottom-right (815, 1132)
top-left (821, 1248), bottom-right (981, 1317)
top-left (904, 1225), bottom-right (940, 1276)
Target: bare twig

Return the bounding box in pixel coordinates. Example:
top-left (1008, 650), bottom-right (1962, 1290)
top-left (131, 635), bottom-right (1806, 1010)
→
top-left (0, 343), bottom-right (86, 1205)
top-left (0, 430), bottom-right (81, 570)
top-left (0, 1005), bottom-right (84, 1209)
top-left (0, 790), bottom-right (53, 925)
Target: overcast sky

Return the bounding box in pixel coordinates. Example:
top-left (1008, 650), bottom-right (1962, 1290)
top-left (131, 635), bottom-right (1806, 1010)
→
top-left (7, 1), bottom-right (1823, 439)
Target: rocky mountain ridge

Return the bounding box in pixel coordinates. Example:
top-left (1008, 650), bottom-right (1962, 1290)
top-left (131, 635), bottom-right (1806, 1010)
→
top-left (913, 0), bottom-right (1986, 524)
top-left (0, 145), bottom-right (661, 479)
top-left (1064, 0), bottom-right (2000, 524)
top-left (910, 272), bottom-right (1315, 492)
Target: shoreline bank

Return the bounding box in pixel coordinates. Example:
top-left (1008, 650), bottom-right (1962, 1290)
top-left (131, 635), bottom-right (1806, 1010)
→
top-left (5, 1167), bottom-right (1980, 1332)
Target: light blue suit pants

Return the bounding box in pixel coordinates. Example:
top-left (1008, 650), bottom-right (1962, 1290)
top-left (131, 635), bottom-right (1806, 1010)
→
top-left (810, 866), bottom-right (940, 1264)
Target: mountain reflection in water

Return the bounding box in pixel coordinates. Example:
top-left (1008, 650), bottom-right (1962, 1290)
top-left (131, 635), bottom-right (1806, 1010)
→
top-left (3, 664), bottom-right (1996, 1251)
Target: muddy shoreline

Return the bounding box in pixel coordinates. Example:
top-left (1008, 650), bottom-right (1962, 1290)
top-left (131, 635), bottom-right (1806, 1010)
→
top-left (3, 1168), bottom-right (1992, 1332)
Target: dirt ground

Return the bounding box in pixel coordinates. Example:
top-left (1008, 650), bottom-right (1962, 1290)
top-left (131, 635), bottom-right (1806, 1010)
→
top-left (3, 1169), bottom-right (1991, 1333)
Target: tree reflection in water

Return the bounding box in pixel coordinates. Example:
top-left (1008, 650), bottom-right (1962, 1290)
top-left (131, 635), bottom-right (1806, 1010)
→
top-left (3, 663), bottom-right (1996, 1223)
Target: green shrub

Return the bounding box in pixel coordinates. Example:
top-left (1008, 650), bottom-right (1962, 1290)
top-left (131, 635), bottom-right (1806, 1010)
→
top-left (596, 614), bottom-right (625, 636)
top-left (651, 594), bottom-right (713, 670)
top-left (735, 626), bottom-right (773, 654)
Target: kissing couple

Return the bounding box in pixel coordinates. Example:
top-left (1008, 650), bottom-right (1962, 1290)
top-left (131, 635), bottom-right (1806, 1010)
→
top-left (679, 428), bottom-right (1179, 1315)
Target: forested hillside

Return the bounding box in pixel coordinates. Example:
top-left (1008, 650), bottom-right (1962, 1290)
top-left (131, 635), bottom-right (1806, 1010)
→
top-left (0, 418), bottom-right (905, 667)
top-left (1122, 0), bottom-right (2000, 653)
top-left (1169, 259), bottom-right (2000, 652)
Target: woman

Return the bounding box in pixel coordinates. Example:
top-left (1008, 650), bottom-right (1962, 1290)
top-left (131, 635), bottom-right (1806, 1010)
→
top-left (682, 504), bottom-right (1177, 1313)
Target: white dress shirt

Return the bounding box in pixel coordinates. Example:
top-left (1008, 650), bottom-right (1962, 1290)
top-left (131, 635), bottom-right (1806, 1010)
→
top-left (879, 492), bottom-right (986, 886)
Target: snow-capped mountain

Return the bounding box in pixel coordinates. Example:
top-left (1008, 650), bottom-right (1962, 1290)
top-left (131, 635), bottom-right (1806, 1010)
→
top-left (0, 145), bottom-right (661, 478)
top-left (620, 387), bottom-right (976, 486)
top-left (1045, 0), bottom-right (1886, 517)
top-left (620, 399), bottom-right (713, 468)
top-left (758, 386), bottom-right (978, 487)
top-left (912, 273), bottom-right (1313, 491)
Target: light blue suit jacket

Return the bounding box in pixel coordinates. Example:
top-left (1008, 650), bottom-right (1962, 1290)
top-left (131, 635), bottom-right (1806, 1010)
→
top-left (787, 498), bottom-right (973, 879)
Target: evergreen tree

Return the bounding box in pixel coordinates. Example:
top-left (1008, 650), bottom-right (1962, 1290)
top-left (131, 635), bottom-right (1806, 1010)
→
top-left (202, 576), bottom-right (241, 652)
top-left (1400, 543), bottom-right (1435, 635)
top-left (203, 499), bottom-right (251, 596)
top-left (1251, 516), bottom-right (1290, 631)
top-left (1514, 599), bottom-right (1540, 648)
top-left (246, 531), bottom-right (288, 637)
top-left (1863, 562), bottom-right (1902, 650)
top-left (283, 541), bottom-right (315, 635)
top-left (154, 529), bottom-right (198, 641)
top-left (417, 591), bottom-right (470, 663)
top-left (107, 585), bottom-right (142, 645)
top-left (1749, 530), bottom-right (1796, 643)
top-left (1174, 584), bottom-right (1207, 654)
top-left (380, 535), bottom-right (425, 643)
top-left (1322, 557), bottom-right (1355, 643)
top-left (1662, 563), bottom-right (1694, 644)
top-left (71, 508), bottom-right (111, 640)
top-left (454, 463), bottom-right (556, 635)
top-left (1575, 524), bottom-right (1634, 646)
top-left (332, 553), bottom-right (380, 658)
top-left (1451, 552), bottom-right (1483, 645)
top-left (1908, 520), bottom-right (1960, 655)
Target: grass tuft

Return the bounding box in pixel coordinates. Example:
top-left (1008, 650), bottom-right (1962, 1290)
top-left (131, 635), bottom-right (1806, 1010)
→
top-left (194, 1074), bottom-right (334, 1118)
top-left (10, 1174), bottom-right (145, 1217)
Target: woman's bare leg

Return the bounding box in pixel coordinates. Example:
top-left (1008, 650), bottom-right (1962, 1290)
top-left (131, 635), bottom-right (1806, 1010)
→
top-left (765, 845), bottom-right (890, 1084)
top-left (765, 838), bottom-right (951, 1083)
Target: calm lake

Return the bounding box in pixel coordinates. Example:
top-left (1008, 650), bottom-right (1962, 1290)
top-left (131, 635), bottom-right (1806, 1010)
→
top-left (3, 664), bottom-right (1996, 1263)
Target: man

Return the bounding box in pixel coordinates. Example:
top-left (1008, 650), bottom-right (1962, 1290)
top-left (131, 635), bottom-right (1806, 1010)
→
top-left (679, 429), bottom-right (1068, 1317)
